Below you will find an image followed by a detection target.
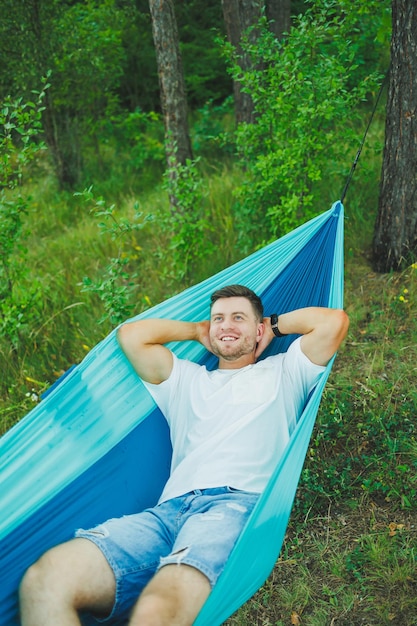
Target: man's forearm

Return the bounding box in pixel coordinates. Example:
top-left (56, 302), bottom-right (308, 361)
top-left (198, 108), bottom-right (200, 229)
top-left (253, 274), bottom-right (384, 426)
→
top-left (117, 318), bottom-right (210, 384)
top-left (276, 307), bottom-right (345, 336)
top-left (119, 318), bottom-right (202, 347)
top-left (269, 307), bottom-right (349, 366)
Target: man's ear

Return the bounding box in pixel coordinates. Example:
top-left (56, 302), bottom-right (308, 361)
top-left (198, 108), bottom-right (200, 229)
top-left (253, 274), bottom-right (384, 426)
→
top-left (256, 322), bottom-right (265, 343)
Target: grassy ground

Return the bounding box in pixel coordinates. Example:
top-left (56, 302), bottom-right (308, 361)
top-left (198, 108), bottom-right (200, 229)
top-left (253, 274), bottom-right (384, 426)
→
top-left (226, 500), bottom-right (417, 625)
top-left (1, 149), bottom-right (416, 624)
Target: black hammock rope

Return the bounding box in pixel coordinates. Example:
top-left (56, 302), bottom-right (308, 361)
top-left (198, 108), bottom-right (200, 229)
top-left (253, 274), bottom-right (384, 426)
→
top-left (341, 0), bottom-right (416, 204)
top-left (340, 71), bottom-right (389, 204)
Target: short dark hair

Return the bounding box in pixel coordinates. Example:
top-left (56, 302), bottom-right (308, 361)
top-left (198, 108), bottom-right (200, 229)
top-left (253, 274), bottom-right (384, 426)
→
top-left (210, 284), bottom-right (264, 322)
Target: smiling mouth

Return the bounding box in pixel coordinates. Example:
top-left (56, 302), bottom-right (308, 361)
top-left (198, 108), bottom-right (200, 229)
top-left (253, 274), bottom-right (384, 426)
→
top-left (220, 336), bottom-right (238, 342)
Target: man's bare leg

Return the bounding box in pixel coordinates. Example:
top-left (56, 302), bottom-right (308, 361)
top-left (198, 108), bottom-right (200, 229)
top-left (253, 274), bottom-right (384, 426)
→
top-left (19, 538), bottom-right (116, 626)
top-left (129, 563), bottom-right (211, 626)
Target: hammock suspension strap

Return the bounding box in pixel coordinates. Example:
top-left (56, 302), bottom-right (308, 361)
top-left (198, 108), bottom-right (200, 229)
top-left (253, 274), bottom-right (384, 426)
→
top-left (340, 71), bottom-right (388, 204)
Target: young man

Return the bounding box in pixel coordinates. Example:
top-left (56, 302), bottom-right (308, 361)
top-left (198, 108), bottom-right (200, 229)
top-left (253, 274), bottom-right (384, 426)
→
top-left (19, 285), bottom-right (349, 626)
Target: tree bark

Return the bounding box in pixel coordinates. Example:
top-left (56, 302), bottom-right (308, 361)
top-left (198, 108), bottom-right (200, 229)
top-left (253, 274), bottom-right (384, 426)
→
top-left (148, 0), bottom-right (193, 167)
top-left (222, 0), bottom-right (290, 125)
top-left (372, 0), bottom-right (417, 272)
top-left (25, 0), bottom-right (82, 189)
top-left (222, 0), bottom-right (264, 125)
top-left (266, 0), bottom-right (291, 40)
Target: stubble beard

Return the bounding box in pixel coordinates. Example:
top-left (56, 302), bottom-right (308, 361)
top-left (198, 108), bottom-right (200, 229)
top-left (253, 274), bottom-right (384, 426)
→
top-left (210, 336), bottom-right (257, 362)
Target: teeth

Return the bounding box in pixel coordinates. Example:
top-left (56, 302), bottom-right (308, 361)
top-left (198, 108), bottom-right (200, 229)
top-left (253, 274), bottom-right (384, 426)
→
top-left (222, 336), bottom-right (236, 341)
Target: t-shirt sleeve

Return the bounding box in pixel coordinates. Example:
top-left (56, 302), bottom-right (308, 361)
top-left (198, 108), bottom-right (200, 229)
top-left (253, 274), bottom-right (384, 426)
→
top-left (281, 337), bottom-right (326, 432)
top-left (284, 336), bottom-right (325, 388)
top-left (141, 352), bottom-right (181, 420)
top-left (141, 354), bottom-right (200, 427)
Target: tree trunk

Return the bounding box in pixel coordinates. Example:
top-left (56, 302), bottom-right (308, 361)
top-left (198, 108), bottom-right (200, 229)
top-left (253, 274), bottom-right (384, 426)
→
top-left (42, 94), bottom-right (82, 190)
top-left (148, 0), bottom-right (193, 167)
top-left (372, 0), bottom-right (417, 272)
top-left (28, 0), bottom-right (82, 190)
top-left (266, 0), bottom-right (291, 40)
top-left (222, 0), bottom-right (291, 125)
top-left (222, 0), bottom-right (264, 125)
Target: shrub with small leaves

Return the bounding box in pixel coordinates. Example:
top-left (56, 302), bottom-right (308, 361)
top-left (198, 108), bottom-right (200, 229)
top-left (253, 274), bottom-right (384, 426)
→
top-left (0, 80), bottom-right (48, 349)
top-left (78, 187), bottom-right (154, 326)
top-left (224, 2), bottom-right (383, 247)
top-left (160, 151), bottom-right (214, 283)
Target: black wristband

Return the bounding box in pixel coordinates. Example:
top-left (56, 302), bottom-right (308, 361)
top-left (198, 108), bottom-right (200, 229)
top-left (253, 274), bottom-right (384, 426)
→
top-left (270, 313), bottom-right (287, 338)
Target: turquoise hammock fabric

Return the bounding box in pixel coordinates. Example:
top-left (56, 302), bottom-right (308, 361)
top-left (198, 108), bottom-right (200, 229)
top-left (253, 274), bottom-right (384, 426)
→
top-left (0, 201), bottom-right (344, 626)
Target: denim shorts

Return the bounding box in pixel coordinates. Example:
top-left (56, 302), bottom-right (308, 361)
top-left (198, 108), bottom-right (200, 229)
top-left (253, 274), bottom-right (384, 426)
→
top-left (75, 486), bottom-right (259, 623)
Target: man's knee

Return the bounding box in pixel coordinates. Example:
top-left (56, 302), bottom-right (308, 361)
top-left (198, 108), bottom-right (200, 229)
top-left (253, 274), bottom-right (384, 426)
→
top-left (20, 539), bottom-right (93, 604)
top-left (20, 546), bottom-right (66, 602)
top-left (19, 561), bottom-right (40, 602)
top-left (20, 538), bottom-right (116, 618)
top-left (129, 564), bottom-right (211, 626)
top-left (130, 590), bottom-right (186, 626)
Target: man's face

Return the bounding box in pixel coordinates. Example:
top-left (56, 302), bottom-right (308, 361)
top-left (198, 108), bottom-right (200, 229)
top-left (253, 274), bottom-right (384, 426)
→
top-left (209, 297), bottom-right (263, 363)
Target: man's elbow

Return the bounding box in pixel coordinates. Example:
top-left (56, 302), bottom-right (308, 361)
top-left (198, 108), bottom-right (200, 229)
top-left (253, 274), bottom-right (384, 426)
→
top-left (116, 321), bottom-right (140, 353)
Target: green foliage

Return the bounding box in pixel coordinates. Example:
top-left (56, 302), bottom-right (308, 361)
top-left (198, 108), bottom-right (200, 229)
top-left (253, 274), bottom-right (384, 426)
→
top-left (54, 1), bottom-right (125, 107)
top-left (160, 152), bottom-right (214, 283)
top-left (190, 96), bottom-right (236, 158)
top-left (0, 84), bottom-right (47, 349)
top-left (86, 107), bottom-right (165, 191)
top-left (116, 1), bottom-right (160, 112)
top-left (0, 88), bottom-right (47, 186)
top-left (0, 0), bottom-right (131, 189)
top-left (225, 0), bottom-right (385, 246)
top-left (0, 0), bottom-right (233, 192)
top-left (112, 109), bottom-right (165, 170)
top-left (49, 0), bottom-right (128, 187)
top-left (78, 187), bottom-right (154, 326)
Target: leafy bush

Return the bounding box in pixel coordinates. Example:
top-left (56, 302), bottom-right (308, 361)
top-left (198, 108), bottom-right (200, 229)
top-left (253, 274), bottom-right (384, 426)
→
top-left (78, 187), bottom-right (154, 326)
top-left (0, 83), bottom-right (48, 351)
top-left (160, 152), bottom-right (214, 283)
top-left (225, 1), bottom-right (383, 246)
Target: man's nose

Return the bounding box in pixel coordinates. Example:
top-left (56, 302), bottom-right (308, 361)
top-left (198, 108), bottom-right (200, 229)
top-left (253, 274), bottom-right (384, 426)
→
top-left (220, 317), bottom-right (233, 330)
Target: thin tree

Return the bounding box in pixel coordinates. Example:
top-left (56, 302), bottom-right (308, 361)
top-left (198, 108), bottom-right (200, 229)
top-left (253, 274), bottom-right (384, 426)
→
top-left (0, 0), bottom-right (126, 190)
top-left (148, 0), bottom-right (193, 168)
top-left (372, 0), bottom-right (417, 271)
top-left (266, 0), bottom-right (291, 40)
top-left (222, 0), bottom-right (263, 125)
top-left (221, 0), bottom-right (291, 125)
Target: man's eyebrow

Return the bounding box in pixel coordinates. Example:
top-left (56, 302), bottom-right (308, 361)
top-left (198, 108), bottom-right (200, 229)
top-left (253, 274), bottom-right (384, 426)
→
top-left (210, 310), bottom-right (249, 318)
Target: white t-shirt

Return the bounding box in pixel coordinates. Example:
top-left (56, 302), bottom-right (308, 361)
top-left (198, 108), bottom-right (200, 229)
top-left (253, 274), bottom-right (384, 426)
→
top-left (144, 337), bottom-right (325, 503)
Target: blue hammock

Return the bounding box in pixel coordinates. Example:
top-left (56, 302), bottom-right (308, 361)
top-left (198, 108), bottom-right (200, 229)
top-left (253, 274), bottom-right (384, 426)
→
top-left (0, 201), bottom-right (344, 626)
